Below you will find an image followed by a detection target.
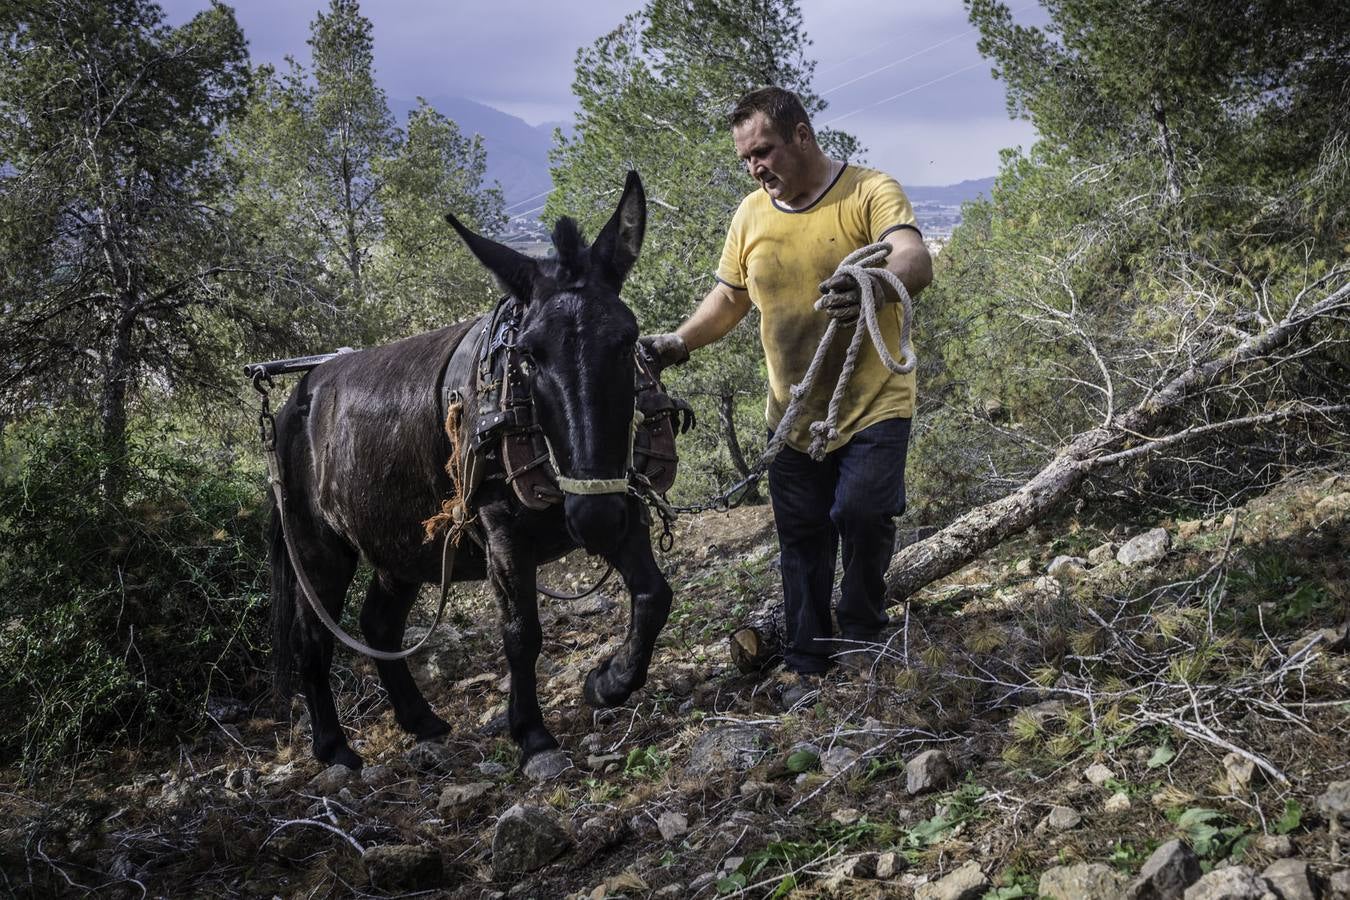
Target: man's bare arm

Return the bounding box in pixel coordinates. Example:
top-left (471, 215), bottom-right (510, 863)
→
top-left (882, 227), bottom-right (932, 300)
top-left (676, 281), bottom-right (753, 352)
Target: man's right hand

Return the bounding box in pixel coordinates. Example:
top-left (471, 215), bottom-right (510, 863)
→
top-left (638, 333), bottom-right (690, 375)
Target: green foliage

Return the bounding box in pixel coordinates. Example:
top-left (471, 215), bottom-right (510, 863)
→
top-left (785, 749), bottom-right (820, 774)
top-left (222, 0), bottom-right (504, 350)
top-left (1169, 807), bottom-right (1249, 863)
top-left (0, 0), bottom-right (255, 478)
top-left (910, 1), bottom-right (1350, 524)
top-left (550, 0), bottom-right (860, 498)
top-left (623, 745), bottom-right (670, 779)
top-left (1273, 799), bottom-right (1303, 835)
top-left (0, 418), bottom-right (269, 774)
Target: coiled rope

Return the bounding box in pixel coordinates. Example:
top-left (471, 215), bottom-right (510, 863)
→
top-left (772, 241), bottom-right (916, 462)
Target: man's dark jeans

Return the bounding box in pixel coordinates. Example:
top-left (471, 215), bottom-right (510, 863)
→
top-left (767, 417), bottom-right (911, 675)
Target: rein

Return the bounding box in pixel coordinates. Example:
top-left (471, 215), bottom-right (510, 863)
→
top-left (253, 370), bottom-right (460, 662)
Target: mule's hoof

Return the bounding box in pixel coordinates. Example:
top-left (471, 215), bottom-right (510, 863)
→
top-left (522, 749), bottom-right (570, 782)
top-left (317, 743), bottom-right (363, 771)
top-left (407, 712), bottom-right (452, 741)
top-left (584, 667), bottom-right (626, 709)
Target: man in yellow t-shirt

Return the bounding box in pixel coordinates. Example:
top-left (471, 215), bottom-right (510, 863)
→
top-left (642, 87), bottom-right (932, 696)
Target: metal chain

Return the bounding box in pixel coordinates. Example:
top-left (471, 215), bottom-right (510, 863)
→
top-left (252, 370), bottom-right (277, 451)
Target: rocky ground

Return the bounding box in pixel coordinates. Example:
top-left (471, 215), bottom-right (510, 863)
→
top-left (2, 470), bottom-right (1349, 899)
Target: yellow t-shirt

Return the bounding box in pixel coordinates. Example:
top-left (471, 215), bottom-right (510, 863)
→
top-left (716, 164), bottom-right (919, 453)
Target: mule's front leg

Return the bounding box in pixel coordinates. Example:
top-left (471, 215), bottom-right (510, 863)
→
top-left (482, 511), bottom-right (566, 780)
top-left (584, 502), bottom-right (674, 709)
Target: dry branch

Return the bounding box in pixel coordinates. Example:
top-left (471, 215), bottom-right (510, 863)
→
top-left (729, 275), bottom-right (1350, 672)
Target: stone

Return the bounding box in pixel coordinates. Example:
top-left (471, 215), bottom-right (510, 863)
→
top-left (656, 811), bottom-right (688, 841)
top-left (876, 851), bottom-right (903, 879)
top-left (914, 860), bottom-right (989, 900)
top-left (1253, 834), bottom-right (1294, 858)
top-left (224, 767), bottom-right (257, 792)
top-left (362, 844), bottom-right (444, 891)
top-left (653, 885), bottom-right (685, 898)
top-left (1177, 519), bottom-right (1203, 539)
top-left (1045, 805), bottom-right (1082, 831)
top-left (306, 764), bottom-right (356, 796)
top-left (437, 782), bottom-right (492, 817)
top-left (1118, 528), bottom-right (1172, 566)
top-left (1290, 626), bottom-right (1349, 657)
top-left (1016, 558), bottom-right (1035, 576)
top-left (405, 741), bottom-right (456, 773)
top-left (1048, 555), bottom-right (1089, 580)
top-left (1317, 781), bottom-right (1350, 819)
top-left (260, 760), bottom-right (312, 795)
top-left (492, 804), bottom-right (573, 878)
top-left (206, 695), bottom-right (248, 724)
top-left (1223, 753), bottom-right (1259, 794)
top-left (907, 749), bottom-right (957, 796)
top-left (683, 725), bottom-right (771, 776)
top-left (360, 764), bottom-right (398, 788)
top-left (1085, 762), bottom-right (1115, 786)
top-left (832, 807), bottom-right (861, 826)
top-left (1105, 791), bottom-right (1132, 813)
top-left (822, 746), bottom-right (861, 777)
top-left (477, 761), bottom-right (509, 778)
top-left (1039, 862), bottom-right (1128, 900)
top-left (1182, 866), bottom-right (1273, 900)
top-left (1261, 859), bottom-right (1315, 900)
top-left (1327, 869), bottom-right (1350, 899)
top-left (584, 753), bottom-right (624, 772)
top-left (689, 873), bottom-right (717, 892)
top-left (1088, 542), bottom-right (1118, 565)
top-left (1122, 838), bottom-right (1201, 900)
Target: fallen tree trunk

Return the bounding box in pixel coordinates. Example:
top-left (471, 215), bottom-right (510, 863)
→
top-left (729, 276), bottom-right (1350, 673)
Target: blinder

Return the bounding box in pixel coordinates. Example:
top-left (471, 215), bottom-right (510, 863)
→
top-left (440, 295), bottom-right (680, 512)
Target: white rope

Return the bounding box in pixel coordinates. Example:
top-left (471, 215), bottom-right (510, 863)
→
top-left (770, 242), bottom-right (915, 462)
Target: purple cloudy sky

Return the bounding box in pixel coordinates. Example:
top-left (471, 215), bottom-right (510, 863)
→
top-left (161, 0), bottom-right (1045, 187)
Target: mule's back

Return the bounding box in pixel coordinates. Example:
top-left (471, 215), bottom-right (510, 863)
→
top-left (278, 319), bottom-right (482, 575)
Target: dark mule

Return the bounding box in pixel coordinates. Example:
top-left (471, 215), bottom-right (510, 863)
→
top-left (269, 172), bottom-right (673, 778)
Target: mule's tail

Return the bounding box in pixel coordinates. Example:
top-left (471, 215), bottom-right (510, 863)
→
top-left (269, 500), bottom-right (298, 703)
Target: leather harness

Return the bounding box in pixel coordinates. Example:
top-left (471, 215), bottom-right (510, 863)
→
top-left (437, 295), bottom-right (680, 517)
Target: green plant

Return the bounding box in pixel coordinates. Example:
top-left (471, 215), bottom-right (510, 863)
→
top-left (623, 745), bottom-right (669, 779)
top-left (0, 418), bottom-right (269, 774)
top-left (1170, 807), bottom-right (1249, 863)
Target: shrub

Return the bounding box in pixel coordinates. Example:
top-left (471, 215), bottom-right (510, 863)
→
top-left (0, 417), bottom-right (269, 775)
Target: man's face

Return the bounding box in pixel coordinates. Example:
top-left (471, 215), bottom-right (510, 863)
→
top-left (733, 111), bottom-right (812, 206)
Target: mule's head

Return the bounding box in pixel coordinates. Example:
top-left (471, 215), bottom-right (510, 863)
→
top-left (446, 171), bottom-right (647, 555)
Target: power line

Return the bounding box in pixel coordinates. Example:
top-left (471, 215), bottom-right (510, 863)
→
top-left (503, 188), bottom-right (553, 212)
top-left (821, 28), bottom-right (975, 96)
top-left (821, 61), bottom-right (987, 127)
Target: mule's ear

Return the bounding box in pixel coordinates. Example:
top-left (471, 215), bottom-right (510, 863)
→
top-left (590, 170), bottom-right (645, 287)
top-left (444, 212), bottom-right (538, 302)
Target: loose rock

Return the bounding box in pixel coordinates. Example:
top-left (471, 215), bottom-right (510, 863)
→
top-left (1327, 869), bottom-right (1350, 899)
top-left (306, 764), bottom-right (355, 796)
top-left (907, 749), bottom-right (956, 795)
top-left (1253, 834), bottom-right (1294, 859)
top-left (1047, 555), bottom-right (1088, 580)
top-left (1182, 866), bottom-right (1273, 900)
top-left (1261, 859), bottom-right (1315, 900)
top-left (1105, 791), bottom-right (1132, 813)
top-left (1085, 762), bottom-right (1115, 786)
top-left (822, 746), bottom-right (861, 776)
top-left (876, 851), bottom-right (904, 879)
top-left (492, 804), bottom-right (573, 878)
top-left (684, 724), bottom-right (771, 776)
top-left (1039, 862), bottom-right (1128, 900)
top-left (405, 741), bottom-right (456, 773)
top-left (1118, 527), bottom-right (1171, 566)
top-left (1088, 542), bottom-right (1117, 565)
top-left (1122, 838), bottom-right (1201, 900)
top-left (361, 764), bottom-right (398, 788)
top-left (1045, 805), bottom-right (1082, 831)
top-left (437, 782), bottom-right (492, 817)
top-left (656, 811), bottom-right (688, 842)
top-left (362, 844), bottom-right (444, 892)
top-left (1223, 753), bottom-right (1259, 794)
top-left (915, 860), bottom-right (988, 900)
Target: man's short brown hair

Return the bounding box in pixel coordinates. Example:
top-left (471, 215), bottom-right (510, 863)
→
top-left (730, 87), bottom-right (814, 142)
